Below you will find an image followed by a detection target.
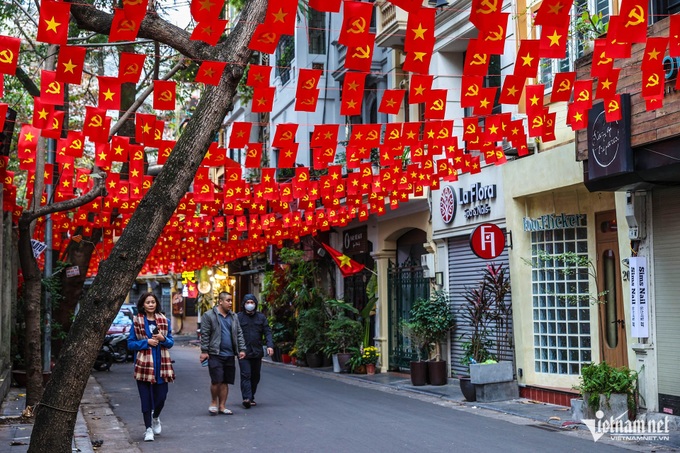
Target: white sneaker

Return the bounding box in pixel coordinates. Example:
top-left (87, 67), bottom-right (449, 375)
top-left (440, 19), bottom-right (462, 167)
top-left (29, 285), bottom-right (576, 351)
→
top-left (152, 417), bottom-right (161, 435)
top-left (144, 427), bottom-right (154, 442)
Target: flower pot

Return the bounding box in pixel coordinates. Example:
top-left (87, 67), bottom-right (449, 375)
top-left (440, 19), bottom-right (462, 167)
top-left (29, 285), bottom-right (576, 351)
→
top-left (427, 360), bottom-right (448, 386)
top-left (410, 361), bottom-right (428, 386)
top-left (354, 364), bottom-right (367, 374)
top-left (306, 352), bottom-right (324, 368)
top-left (336, 352), bottom-right (352, 373)
top-left (322, 355), bottom-right (333, 367)
top-left (291, 357), bottom-right (297, 366)
top-left (281, 353), bottom-right (291, 364)
top-left (366, 363), bottom-right (376, 375)
top-left (459, 376), bottom-right (476, 402)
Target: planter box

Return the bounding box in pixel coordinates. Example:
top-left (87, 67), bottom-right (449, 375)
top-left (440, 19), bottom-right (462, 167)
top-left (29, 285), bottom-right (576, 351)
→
top-left (470, 362), bottom-right (514, 384)
top-left (576, 393), bottom-right (629, 421)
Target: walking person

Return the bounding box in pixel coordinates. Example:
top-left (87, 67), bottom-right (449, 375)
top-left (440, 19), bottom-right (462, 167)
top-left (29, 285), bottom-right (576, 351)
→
top-left (127, 292), bottom-right (175, 442)
top-left (199, 291), bottom-right (246, 415)
top-left (237, 294), bottom-right (274, 409)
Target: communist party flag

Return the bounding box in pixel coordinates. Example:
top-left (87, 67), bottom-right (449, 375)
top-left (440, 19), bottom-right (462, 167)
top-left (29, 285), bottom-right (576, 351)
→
top-left (40, 70), bottom-right (64, 105)
top-left (119, 52), bottom-right (146, 83)
top-left (248, 24), bottom-right (280, 54)
top-left (618, 0), bottom-right (648, 44)
top-left (154, 80), bottom-right (176, 110)
top-left (550, 72), bottom-right (575, 103)
top-left (37, 1), bottom-right (70, 45)
top-left (339, 1), bottom-right (373, 46)
top-left (0, 35), bottom-right (21, 75)
top-left (321, 243), bottom-right (364, 277)
top-left (478, 12), bottom-right (509, 55)
top-left (309, 0), bottom-right (341, 12)
top-left (109, 8), bottom-right (142, 43)
top-left (56, 46), bottom-right (86, 84)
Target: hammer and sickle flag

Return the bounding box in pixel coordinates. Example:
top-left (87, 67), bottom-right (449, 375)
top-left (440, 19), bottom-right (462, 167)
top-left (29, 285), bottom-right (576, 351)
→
top-left (619, 0), bottom-right (648, 43)
top-left (248, 24), bottom-right (280, 54)
top-left (339, 1), bottom-right (374, 46)
top-left (478, 12), bottom-right (509, 55)
top-left (153, 80), bottom-right (176, 110)
top-left (0, 35), bottom-right (20, 75)
top-left (642, 68), bottom-right (664, 99)
top-left (550, 71), bottom-right (575, 103)
top-left (118, 52), bottom-right (146, 83)
top-left (272, 123), bottom-right (298, 148)
top-left (321, 243), bottom-right (365, 277)
top-left (40, 70), bottom-right (64, 105)
top-left (425, 89), bottom-right (448, 120)
top-left (462, 39), bottom-right (491, 77)
top-left (345, 34), bottom-right (375, 72)
top-left (309, 0), bottom-right (342, 12)
top-left (109, 8), bottom-right (141, 43)
top-left (604, 94), bottom-right (623, 122)
top-left (461, 75), bottom-right (483, 108)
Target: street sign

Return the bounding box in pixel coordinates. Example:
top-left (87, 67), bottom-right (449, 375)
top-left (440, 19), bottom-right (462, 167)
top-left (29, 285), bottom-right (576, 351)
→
top-left (469, 223), bottom-right (505, 259)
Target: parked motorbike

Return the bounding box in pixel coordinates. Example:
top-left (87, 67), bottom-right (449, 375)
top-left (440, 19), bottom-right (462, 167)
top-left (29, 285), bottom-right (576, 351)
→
top-left (93, 332), bottom-right (130, 371)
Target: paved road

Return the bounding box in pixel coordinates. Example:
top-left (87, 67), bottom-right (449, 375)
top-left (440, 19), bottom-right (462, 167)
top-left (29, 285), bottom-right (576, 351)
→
top-left (92, 344), bottom-right (638, 453)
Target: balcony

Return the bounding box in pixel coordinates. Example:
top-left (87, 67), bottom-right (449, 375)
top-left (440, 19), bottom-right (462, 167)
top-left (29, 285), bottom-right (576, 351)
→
top-left (375, 0), bottom-right (409, 49)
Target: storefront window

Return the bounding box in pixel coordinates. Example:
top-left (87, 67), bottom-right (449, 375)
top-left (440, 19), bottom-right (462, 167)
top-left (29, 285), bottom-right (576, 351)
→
top-left (531, 222), bottom-right (592, 375)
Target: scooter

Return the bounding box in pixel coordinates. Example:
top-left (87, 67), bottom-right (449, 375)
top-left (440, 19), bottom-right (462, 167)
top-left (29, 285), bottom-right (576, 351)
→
top-left (108, 331), bottom-right (131, 363)
top-left (93, 336), bottom-right (114, 371)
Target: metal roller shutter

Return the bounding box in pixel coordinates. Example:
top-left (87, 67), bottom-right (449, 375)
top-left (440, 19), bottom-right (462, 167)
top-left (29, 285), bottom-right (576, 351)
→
top-left (652, 187), bottom-right (680, 407)
top-left (448, 234), bottom-right (511, 376)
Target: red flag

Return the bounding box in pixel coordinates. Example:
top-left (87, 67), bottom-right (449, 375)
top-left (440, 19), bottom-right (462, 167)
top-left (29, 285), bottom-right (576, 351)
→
top-left (309, 0), bottom-right (341, 12)
top-left (109, 8), bottom-right (141, 43)
top-left (379, 89), bottom-right (405, 115)
top-left (40, 70), bottom-right (64, 105)
top-left (341, 71), bottom-right (366, 116)
top-left (37, 1), bottom-right (70, 44)
top-left (196, 61), bottom-right (227, 85)
top-left (513, 39), bottom-right (540, 78)
top-left (409, 74), bottom-right (432, 104)
top-left (604, 95), bottom-right (623, 122)
top-left (191, 0), bottom-right (226, 22)
top-left (550, 72), bottom-right (575, 103)
top-left (0, 35), bottom-right (21, 75)
top-left (154, 80), bottom-right (176, 110)
top-left (272, 123), bottom-right (298, 148)
top-left (322, 243), bottom-right (365, 277)
top-left (247, 64), bottom-right (272, 88)
top-left (339, 1), bottom-right (373, 46)
top-left (229, 122), bottom-right (252, 148)
top-left (248, 25), bottom-right (280, 54)
top-left (56, 46), bottom-right (86, 84)
top-left (118, 52), bottom-right (146, 83)
top-left (32, 98), bottom-right (54, 130)
top-left (190, 19), bottom-right (228, 45)
top-left (498, 74), bottom-right (525, 105)
top-left (618, 0), bottom-right (648, 44)
top-left (463, 39), bottom-right (491, 77)
top-left (404, 7), bottom-right (435, 53)
top-left (477, 12), bottom-right (509, 55)
top-left (460, 75), bottom-right (483, 108)
top-left (265, 0), bottom-right (297, 36)
top-left (345, 35), bottom-right (375, 72)
top-left (251, 86), bottom-right (275, 113)
top-left (98, 76), bottom-right (121, 110)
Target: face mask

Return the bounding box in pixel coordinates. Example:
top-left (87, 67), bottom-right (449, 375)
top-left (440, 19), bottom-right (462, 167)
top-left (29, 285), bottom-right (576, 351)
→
top-left (245, 303), bottom-right (256, 312)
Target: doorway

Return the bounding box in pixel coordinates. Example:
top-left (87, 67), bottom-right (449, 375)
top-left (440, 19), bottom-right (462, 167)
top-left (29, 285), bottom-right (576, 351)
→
top-left (595, 211), bottom-right (628, 367)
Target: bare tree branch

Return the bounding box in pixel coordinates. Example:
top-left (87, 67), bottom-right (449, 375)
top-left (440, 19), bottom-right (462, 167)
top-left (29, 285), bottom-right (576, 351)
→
top-left (15, 67), bottom-right (40, 97)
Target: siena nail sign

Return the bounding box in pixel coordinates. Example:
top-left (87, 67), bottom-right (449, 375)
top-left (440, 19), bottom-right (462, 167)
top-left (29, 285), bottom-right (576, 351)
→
top-left (629, 256), bottom-right (649, 338)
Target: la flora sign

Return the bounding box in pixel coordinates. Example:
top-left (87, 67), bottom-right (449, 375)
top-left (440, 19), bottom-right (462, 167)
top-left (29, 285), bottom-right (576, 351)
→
top-left (469, 223), bottom-right (505, 259)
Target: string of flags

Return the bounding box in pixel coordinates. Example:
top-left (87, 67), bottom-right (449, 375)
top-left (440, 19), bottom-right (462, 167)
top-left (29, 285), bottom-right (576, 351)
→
top-left (0, 0), bottom-right (667, 277)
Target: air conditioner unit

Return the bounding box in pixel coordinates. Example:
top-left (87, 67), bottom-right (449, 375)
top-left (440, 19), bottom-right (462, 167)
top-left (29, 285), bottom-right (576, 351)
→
top-left (421, 254), bottom-right (435, 278)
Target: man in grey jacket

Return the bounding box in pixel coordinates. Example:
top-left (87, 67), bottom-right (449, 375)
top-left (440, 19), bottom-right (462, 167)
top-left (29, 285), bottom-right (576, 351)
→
top-left (199, 292), bottom-right (246, 415)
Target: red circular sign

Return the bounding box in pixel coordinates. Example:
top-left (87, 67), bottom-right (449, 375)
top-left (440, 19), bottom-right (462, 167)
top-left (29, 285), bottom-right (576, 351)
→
top-left (469, 223), bottom-right (505, 259)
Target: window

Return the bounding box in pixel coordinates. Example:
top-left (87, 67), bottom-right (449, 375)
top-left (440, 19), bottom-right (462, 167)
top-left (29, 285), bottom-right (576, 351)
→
top-left (276, 35), bottom-right (295, 85)
top-left (308, 10), bottom-right (326, 54)
top-left (531, 221), bottom-right (592, 375)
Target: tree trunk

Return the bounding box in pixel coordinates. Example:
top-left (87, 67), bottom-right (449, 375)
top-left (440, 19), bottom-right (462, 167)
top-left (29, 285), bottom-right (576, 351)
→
top-left (28, 2), bottom-right (267, 450)
top-left (17, 217), bottom-right (44, 407)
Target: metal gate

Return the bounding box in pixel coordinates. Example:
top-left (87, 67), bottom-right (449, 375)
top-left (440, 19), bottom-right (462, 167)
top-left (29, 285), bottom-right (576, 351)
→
top-left (387, 258), bottom-right (430, 370)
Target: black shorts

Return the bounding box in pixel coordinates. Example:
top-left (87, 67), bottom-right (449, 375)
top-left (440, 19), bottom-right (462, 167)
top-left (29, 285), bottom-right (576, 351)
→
top-left (208, 355), bottom-right (236, 385)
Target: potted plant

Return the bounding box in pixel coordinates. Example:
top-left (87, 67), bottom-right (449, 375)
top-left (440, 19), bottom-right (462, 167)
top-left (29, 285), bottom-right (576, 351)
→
top-left (459, 263), bottom-right (514, 401)
top-left (405, 290), bottom-right (456, 386)
top-left (575, 362), bottom-right (638, 421)
top-left (295, 307), bottom-right (327, 367)
top-left (401, 319), bottom-right (429, 386)
top-left (345, 347), bottom-right (366, 374)
top-left (323, 299), bottom-right (362, 372)
top-left (573, 9), bottom-right (608, 54)
top-left (361, 346), bottom-right (380, 375)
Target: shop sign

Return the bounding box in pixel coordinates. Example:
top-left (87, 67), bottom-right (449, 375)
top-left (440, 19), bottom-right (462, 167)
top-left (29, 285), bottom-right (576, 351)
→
top-left (629, 256), bottom-right (649, 338)
top-left (522, 213), bottom-right (586, 231)
top-left (459, 182), bottom-right (496, 220)
top-left (469, 223), bottom-right (505, 259)
top-left (343, 226), bottom-right (367, 255)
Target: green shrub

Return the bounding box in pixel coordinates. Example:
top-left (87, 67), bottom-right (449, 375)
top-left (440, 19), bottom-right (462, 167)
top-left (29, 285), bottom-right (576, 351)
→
top-left (576, 362), bottom-right (638, 414)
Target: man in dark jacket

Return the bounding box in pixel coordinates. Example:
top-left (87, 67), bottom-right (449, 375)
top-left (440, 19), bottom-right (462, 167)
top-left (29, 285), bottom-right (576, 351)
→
top-left (237, 293), bottom-right (274, 408)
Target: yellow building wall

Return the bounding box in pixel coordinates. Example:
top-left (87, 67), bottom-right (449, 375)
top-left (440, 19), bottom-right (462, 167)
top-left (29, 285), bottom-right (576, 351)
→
top-left (503, 148), bottom-right (616, 389)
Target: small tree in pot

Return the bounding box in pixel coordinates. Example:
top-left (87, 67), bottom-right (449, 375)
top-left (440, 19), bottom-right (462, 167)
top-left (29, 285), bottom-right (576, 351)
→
top-left (323, 299), bottom-right (363, 372)
top-left (406, 290), bottom-right (456, 386)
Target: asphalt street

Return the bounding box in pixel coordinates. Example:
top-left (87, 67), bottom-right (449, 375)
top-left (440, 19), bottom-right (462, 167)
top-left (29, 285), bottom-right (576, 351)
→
top-left (92, 344), bottom-right (641, 453)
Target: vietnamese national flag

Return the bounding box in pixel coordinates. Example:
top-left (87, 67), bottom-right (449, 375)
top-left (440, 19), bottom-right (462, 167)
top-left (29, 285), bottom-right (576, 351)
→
top-left (37, 1), bottom-right (71, 45)
top-left (321, 243), bottom-right (365, 277)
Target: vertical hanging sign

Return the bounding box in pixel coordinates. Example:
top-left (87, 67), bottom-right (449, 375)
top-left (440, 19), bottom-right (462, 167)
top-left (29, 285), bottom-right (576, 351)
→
top-left (629, 256), bottom-right (649, 338)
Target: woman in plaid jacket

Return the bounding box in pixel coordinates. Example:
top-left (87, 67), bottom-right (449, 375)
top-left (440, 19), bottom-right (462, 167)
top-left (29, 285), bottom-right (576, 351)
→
top-left (127, 292), bottom-right (175, 442)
